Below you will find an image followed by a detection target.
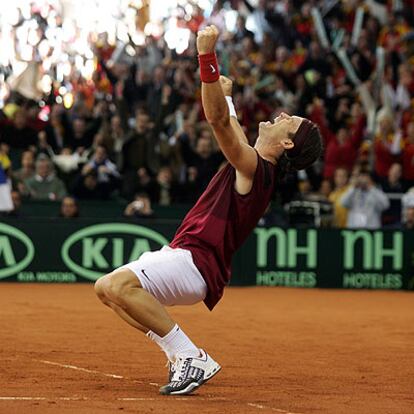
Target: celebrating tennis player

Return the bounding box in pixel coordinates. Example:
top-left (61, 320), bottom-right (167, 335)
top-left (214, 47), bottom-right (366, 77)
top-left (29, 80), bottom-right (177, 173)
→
top-left (94, 25), bottom-right (323, 396)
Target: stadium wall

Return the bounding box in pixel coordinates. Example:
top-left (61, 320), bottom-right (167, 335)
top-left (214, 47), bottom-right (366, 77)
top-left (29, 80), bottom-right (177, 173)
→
top-left (0, 219), bottom-right (413, 291)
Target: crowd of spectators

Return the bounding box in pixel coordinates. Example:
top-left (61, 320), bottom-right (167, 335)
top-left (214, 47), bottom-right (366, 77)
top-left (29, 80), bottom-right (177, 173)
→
top-left (1, 0), bottom-right (414, 229)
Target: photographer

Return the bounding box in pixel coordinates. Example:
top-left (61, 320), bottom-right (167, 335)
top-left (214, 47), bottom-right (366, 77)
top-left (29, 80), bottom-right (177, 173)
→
top-left (341, 171), bottom-right (389, 229)
top-left (123, 193), bottom-right (154, 219)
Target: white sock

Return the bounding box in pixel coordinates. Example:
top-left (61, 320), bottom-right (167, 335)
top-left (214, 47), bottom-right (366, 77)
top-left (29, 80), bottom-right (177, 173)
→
top-left (147, 324), bottom-right (200, 361)
top-left (147, 330), bottom-right (176, 362)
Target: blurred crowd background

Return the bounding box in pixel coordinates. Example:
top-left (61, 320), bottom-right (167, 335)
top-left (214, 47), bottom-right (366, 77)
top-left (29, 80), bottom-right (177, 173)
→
top-left (1, 0), bottom-right (414, 229)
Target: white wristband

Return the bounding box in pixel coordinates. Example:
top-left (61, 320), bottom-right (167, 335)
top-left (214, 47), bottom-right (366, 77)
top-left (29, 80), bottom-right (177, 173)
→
top-left (225, 96), bottom-right (237, 118)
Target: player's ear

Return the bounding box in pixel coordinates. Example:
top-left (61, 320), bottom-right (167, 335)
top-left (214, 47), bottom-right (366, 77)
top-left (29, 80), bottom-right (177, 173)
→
top-left (281, 139), bottom-right (294, 150)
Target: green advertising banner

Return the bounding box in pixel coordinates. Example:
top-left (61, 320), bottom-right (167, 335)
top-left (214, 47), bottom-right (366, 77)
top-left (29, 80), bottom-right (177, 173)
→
top-left (0, 218), bottom-right (413, 290)
top-left (250, 228), bottom-right (414, 290)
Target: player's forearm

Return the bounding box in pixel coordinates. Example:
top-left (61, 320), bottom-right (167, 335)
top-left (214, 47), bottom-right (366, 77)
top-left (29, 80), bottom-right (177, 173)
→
top-left (197, 26), bottom-right (229, 127)
top-left (198, 26), bottom-right (237, 148)
top-left (202, 82), bottom-right (230, 126)
top-left (229, 116), bottom-right (249, 145)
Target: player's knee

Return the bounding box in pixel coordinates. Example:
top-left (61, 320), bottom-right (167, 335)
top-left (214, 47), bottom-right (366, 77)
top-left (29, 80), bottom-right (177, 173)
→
top-left (94, 274), bottom-right (111, 303)
top-left (100, 270), bottom-right (139, 304)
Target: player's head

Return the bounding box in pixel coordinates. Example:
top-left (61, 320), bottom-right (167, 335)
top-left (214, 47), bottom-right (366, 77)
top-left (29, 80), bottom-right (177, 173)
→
top-left (257, 112), bottom-right (322, 171)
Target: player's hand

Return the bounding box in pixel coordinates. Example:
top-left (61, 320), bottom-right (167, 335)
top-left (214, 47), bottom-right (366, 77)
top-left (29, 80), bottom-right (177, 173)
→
top-left (197, 25), bottom-right (219, 55)
top-left (219, 75), bottom-right (233, 97)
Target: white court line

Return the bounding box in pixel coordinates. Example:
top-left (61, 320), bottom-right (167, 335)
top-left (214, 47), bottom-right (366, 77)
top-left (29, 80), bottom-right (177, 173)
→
top-left (37, 360), bottom-right (124, 379)
top-left (1, 396), bottom-right (303, 413)
top-left (0, 397), bottom-right (89, 401)
top-left (0, 396), bottom-right (222, 402)
top-left (248, 402), bottom-right (303, 414)
top-left (33, 359), bottom-right (304, 413)
top-left (118, 397), bottom-right (227, 402)
top-left (0, 397), bottom-right (47, 401)
top-left (36, 359), bottom-right (157, 387)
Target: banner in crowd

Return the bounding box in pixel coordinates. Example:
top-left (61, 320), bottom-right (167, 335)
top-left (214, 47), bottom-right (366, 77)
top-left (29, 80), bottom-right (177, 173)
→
top-left (0, 219), bottom-right (413, 290)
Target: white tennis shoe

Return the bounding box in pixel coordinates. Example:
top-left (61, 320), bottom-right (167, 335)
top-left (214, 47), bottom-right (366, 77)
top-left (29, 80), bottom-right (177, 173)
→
top-left (160, 349), bottom-right (221, 395)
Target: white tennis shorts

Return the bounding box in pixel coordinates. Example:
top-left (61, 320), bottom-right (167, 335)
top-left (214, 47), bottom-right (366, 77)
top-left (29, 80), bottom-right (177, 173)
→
top-left (118, 246), bottom-right (207, 306)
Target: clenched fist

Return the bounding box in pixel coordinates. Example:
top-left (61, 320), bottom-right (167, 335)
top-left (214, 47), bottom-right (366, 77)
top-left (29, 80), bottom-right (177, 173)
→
top-left (219, 75), bottom-right (233, 97)
top-left (197, 25), bottom-right (219, 55)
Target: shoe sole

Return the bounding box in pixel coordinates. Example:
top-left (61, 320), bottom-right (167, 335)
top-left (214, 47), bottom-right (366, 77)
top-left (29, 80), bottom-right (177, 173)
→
top-left (162, 363), bottom-right (222, 396)
top-left (200, 363), bottom-right (221, 385)
top-left (167, 381), bottom-right (200, 395)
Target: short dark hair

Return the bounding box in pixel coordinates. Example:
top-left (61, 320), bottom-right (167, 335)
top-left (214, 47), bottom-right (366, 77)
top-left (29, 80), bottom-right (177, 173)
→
top-left (275, 119), bottom-right (323, 181)
top-left (286, 119), bottom-right (323, 171)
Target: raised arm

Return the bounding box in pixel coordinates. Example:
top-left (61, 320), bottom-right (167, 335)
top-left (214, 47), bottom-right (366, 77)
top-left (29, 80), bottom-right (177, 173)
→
top-left (197, 26), bottom-right (257, 178)
top-left (219, 76), bottom-right (249, 145)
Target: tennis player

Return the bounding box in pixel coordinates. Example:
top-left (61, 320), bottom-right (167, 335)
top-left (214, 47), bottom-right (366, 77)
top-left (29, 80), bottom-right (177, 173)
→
top-left (95, 25), bottom-right (323, 396)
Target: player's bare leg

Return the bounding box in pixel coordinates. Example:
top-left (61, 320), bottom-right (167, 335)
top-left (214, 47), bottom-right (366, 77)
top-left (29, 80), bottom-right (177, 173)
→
top-left (94, 270), bottom-right (221, 395)
top-left (95, 270), bottom-right (174, 336)
top-left (95, 287), bottom-right (148, 332)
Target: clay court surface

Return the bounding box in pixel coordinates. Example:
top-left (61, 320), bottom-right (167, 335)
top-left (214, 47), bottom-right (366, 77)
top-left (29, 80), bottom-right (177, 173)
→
top-left (1, 284), bottom-right (413, 414)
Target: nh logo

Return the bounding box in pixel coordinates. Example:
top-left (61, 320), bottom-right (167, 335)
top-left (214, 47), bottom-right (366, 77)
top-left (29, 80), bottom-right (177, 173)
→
top-left (255, 228), bottom-right (317, 268)
top-left (342, 230), bottom-right (403, 270)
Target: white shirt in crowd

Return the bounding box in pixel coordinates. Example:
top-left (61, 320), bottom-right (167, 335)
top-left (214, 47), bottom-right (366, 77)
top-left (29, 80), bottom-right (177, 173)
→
top-left (341, 185), bottom-right (390, 229)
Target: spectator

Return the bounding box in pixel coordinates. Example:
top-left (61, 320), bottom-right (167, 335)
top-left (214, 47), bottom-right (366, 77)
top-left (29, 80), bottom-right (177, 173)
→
top-left (109, 114), bottom-right (128, 170)
top-left (401, 186), bottom-right (414, 222)
top-left (154, 166), bottom-right (181, 206)
top-left (241, 0), bottom-right (284, 44)
top-left (122, 167), bottom-right (158, 202)
top-left (402, 121), bottom-right (414, 188)
top-left (24, 155), bottom-right (67, 200)
top-left (373, 109), bottom-right (402, 183)
top-left (318, 179), bottom-right (333, 201)
top-left (25, 100), bottom-right (47, 132)
top-left (72, 171), bottom-right (110, 200)
top-left (329, 168), bottom-right (350, 228)
top-left (180, 135), bottom-right (224, 197)
top-left (124, 193), bottom-right (154, 219)
top-left (122, 111), bottom-right (153, 175)
top-left (0, 108), bottom-right (38, 150)
top-left (81, 145), bottom-right (120, 189)
top-left (146, 67), bottom-right (169, 120)
top-left (233, 15), bottom-right (255, 42)
top-left (299, 40), bottom-right (331, 77)
top-left (294, 178), bottom-right (313, 201)
top-left (381, 163), bottom-right (405, 226)
top-left (403, 206), bottom-right (414, 229)
top-left (43, 106), bottom-right (71, 151)
top-left (0, 147), bottom-right (13, 212)
top-left (8, 190), bottom-right (23, 217)
top-left (13, 150), bottom-right (35, 184)
top-left (341, 171), bottom-right (390, 229)
top-left (178, 166), bottom-right (199, 204)
top-left (309, 101), bottom-right (365, 179)
top-left (49, 147), bottom-right (83, 189)
top-left (59, 196), bottom-right (80, 218)
top-left (68, 117), bottom-right (93, 150)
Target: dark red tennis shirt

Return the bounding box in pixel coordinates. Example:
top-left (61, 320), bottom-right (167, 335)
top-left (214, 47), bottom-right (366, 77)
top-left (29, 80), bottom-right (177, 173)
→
top-left (170, 152), bottom-right (275, 310)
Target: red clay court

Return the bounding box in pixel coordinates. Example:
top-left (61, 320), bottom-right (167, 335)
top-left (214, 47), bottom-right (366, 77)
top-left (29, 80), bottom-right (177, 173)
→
top-left (1, 284), bottom-right (413, 414)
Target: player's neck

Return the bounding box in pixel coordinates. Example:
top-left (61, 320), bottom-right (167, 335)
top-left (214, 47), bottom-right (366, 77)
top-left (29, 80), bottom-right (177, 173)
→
top-left (255, 144), bottom-right (280, 165)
